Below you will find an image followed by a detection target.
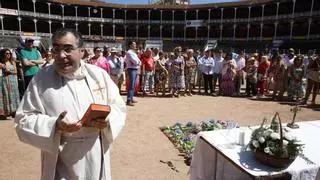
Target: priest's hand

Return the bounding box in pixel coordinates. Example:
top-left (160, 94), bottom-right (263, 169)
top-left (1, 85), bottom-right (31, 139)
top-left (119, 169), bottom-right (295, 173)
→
top-left (56, 111), bottom-right (82, 133)
top-left (91, 118), bottom-right (110, 130)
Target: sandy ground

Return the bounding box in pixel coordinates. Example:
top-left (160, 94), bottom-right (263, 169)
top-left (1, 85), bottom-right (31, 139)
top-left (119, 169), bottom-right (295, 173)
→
top-left (0, 94), bottom-right (319, 180)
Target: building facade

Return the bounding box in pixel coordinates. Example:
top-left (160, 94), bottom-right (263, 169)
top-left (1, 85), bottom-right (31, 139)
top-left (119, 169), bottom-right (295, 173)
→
top-left (0, 0), bottom-right (319, 50)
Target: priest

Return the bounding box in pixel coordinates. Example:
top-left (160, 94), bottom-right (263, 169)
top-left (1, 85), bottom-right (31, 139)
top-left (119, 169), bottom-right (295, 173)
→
top-left (14, 28), bottom-right (126, 180)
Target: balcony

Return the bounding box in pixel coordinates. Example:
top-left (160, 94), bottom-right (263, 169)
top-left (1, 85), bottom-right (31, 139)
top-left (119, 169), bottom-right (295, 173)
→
top-left (14, 8), bottom-right (318, 25)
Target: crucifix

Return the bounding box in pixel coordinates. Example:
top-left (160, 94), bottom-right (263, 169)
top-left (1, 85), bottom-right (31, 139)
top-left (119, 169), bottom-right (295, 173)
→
top-left (93, 84), bottom-right (106, 100)
top-left (287, 99), bottom-right (301, 129)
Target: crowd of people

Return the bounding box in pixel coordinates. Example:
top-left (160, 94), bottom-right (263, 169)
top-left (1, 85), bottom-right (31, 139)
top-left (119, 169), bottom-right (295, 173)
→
top-left (124, 43), bottom-right (319, 107)
top-left (0, 38), bottom-right (56, 118)
top-left (1, 27), bottom-right (317, 179)
top-left (0, 37), bottom-right (319, 117)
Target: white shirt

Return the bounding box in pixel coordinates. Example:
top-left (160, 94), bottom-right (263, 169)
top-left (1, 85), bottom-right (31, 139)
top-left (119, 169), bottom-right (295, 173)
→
top-left (199, 56), bottom-right (215, 75)
top-left (284, 55), bottom-right (296, 67)
top-left (125, 49), bottom-right (141, 69)
top-left (236, 57), bottom-right (246, 71)
top-left (107, 56), bottom-right (123, 76)
top-left (213, 56), bottom-right (224, 74)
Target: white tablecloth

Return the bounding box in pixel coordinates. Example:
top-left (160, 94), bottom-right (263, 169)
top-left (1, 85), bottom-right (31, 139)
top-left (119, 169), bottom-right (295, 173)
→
top-left (190, 120), bottom-right (320, 180)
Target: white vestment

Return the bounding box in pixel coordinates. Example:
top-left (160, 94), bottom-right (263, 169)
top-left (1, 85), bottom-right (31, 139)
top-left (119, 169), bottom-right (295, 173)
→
top-left (14, 62), bottom-right (126, 180)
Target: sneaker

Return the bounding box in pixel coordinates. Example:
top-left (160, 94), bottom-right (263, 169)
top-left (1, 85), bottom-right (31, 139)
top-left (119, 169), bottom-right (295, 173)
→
top-left (251, 96), bottom-right (257, 99)
top-left (132, 100), bottom-right (138, 103)
top-left (259, 95), bottom-right (266, 98)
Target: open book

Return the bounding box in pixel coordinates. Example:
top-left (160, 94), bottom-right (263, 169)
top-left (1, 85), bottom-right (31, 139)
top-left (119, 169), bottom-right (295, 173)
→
top-left (80, 104), bottom-right (111, 124)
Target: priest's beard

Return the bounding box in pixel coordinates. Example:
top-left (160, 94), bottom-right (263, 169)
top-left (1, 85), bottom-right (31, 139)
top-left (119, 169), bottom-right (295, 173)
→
top-left (55, 63), bottom-right (86, 80)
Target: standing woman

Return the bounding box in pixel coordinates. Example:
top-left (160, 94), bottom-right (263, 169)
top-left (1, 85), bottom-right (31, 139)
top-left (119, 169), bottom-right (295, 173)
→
top-left (107, 47), bottom-right (123, 85)
top-left (1, 49), bottom-right (20, 116)
top-left (88, 47), bottom-right (110, 73)
top-left (166, 52), bottom-right (174, 95)
top-left (220, 52), bottom-right (237, 96)
top-left (288, 56), bottom-right (305, 101)
top-left (184, 49), bottom-right (197, 96)
top-left (170, 47), bottom-right (185, 98)
top-left (303, 56), bottom-right (320, 105)
top-left (0, 59), bottom-right (5, 118)
top-left (41, 51), bottom-right (55, 67)
top-left (257, 56), bottom-right (270, 98)
top-left (272, 56), bottom-right (286, 101)
top-left (154, 51), bottom-right (168, 96)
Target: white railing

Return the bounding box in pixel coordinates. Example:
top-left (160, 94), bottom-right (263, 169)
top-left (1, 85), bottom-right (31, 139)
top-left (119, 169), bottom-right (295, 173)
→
top-left (12, 9), bottom-right (319, 25)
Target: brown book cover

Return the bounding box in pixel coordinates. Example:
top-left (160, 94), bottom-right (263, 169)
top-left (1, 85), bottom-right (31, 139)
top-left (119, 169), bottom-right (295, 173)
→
top-left (80, 104), bottom-right (111, 124)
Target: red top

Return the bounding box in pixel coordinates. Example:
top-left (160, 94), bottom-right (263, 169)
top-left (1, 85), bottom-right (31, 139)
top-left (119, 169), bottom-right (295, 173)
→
top-left (258, 61), bottom-right (270, 74)
top-left (141, 56), bottom-right (154, 71)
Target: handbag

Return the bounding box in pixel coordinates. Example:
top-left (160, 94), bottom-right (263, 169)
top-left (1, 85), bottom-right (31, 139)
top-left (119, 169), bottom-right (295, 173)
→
top-left (308, 70), bottom-right (320, 82)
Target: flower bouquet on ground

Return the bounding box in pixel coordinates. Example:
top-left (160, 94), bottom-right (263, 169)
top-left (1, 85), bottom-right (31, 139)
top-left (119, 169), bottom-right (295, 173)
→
top-left (249, 112), bottom-right (303, 168)
top-left (160, 120), bottom-right (238, 165)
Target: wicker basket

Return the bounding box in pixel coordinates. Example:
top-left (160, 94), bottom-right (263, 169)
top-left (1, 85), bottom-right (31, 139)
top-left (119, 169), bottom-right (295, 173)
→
top-left (252, 112), bottom-right (297, 169)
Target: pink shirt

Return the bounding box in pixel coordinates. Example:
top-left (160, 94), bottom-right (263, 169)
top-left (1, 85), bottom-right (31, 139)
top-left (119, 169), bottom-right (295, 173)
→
top-left (88, 56), bottom-right (110, 73)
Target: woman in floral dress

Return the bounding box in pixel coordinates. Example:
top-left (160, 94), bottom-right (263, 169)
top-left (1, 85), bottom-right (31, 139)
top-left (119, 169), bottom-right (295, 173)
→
top-left (272, 56), bottom-right (286, 100)
top-left (154, 51), bottom-right (168, 96)
top-left (220, 53), bottom-right (236, 96)
top-left (288, 56), bottom-right (305, 101)
top-left (170, 47), bottom-right (185, 98)
top-left (0, 60), bottom-right (5, 118)
top-left (184, 49), bottom-right (197, 96)
top-left (1, 49), bottom-right (20, 116)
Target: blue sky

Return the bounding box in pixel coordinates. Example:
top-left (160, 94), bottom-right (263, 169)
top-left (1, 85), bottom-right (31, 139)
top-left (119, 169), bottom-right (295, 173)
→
top-left (101, 0), bottom-right (238, 4)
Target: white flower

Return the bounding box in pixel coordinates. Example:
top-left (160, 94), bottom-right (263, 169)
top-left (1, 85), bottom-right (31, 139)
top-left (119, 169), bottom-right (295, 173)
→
top-left (284, 133), bottom-right (294, 141)
top-left (263, 129), bottom-right (273, 137)
top-left (264, 147), bottom-right (271, 154)
top-left (259, 137), bottom-right (265, 144)
top-left (283, 140), bottom-right (289, 146)
top-left (252, 140), bottom-right (259, 148)
top-left (270, 132), bottom-right (280, 140)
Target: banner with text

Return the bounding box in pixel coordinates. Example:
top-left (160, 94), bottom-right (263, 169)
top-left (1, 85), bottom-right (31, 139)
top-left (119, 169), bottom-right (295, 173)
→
top-left (186, 20), bottom-right (206, 27)
top-left (0, 8), bottom-right (18, 16)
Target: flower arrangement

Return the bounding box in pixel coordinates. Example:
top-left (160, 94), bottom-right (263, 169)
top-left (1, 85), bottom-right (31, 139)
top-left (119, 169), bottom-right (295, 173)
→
top-left (249, 112), bottom-right (303, 168)
top-left (160, 119), bottom-right (238, 165)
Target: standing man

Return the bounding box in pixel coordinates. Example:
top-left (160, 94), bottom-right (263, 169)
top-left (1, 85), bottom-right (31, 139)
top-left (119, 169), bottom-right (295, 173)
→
top-left (107, 47), bottom-right (123, 86)
top-left (213, 49), bottom-right (224, 94)
top-left (19, 38), bottom-right (45, 88)
top-left (234, 51), bottom-right (246, 95)
top-left (14, 28), bottom-right (126, 180)
top-left (198, 49), bottom-right (215, 95)
top-left (125, 41), bottom-right (141, 106)
top-left (141, 48), bottom-right (155, 95)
